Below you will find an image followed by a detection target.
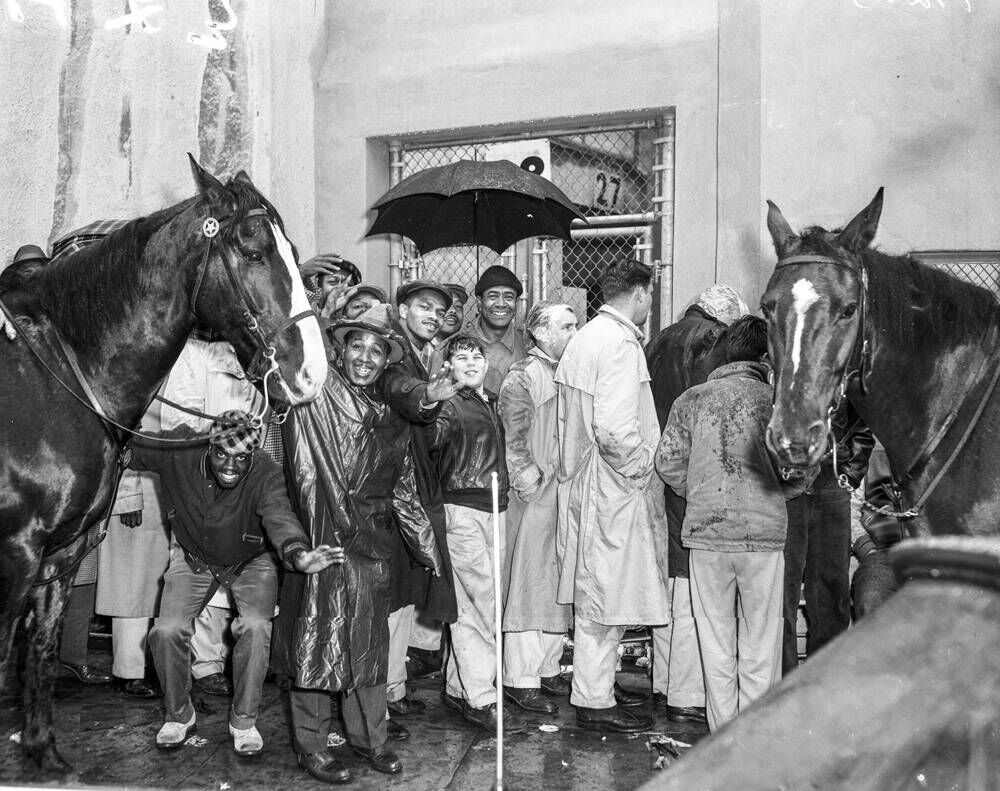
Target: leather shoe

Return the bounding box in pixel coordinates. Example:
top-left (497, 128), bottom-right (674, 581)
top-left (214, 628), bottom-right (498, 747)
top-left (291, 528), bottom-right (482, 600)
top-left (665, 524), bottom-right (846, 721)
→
top-left (155, 711), bottom-right (197, 749)
top-left (117, 677), bottom-right (159, 699)
top-left (387, 717), bottom-right (410, 741)
top-left (652, 691), bottom-right (668, 708)
top-left (61, 662), bottom-right (112, 684)
top-left (441, 690), bottom-right (466, 713)
top-left (297, 752), bottom-right (352, 784)
top-left (462, 702), bottom-right (527, 734)
top-left (503, 686), bottom-right (558, 715)
top-left (576, 704), bottom-right (652, 733)
top-left (665, 705), bottom-right (707, 725)
top-left (406, 647), bottom-right (442, 679)
top-left (193, 672), bottom-right (232, 696)
top-left (613, 681), bottom-right (649, 708)
top-left (539, 673), bottom-right (571, 697)
top-left (387, 695), bottom-right (426, 716)
top-left (353, 746), bottom-right (402, 775)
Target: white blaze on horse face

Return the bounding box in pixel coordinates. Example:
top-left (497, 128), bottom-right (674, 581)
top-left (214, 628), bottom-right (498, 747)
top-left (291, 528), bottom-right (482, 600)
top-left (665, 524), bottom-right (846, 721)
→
top-left (270, 221), bottom-right (327, 401)
top-left (790, 278), bottom-right (820, 378)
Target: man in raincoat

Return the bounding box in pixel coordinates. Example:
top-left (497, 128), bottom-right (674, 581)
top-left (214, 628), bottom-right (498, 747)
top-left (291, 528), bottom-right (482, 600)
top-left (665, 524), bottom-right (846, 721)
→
top-left (554, 258), bottom-right (670, 734)
top-left (279, 304), bottom-right (444, 785)
top-left (499, 301), bottom-right (578, 716)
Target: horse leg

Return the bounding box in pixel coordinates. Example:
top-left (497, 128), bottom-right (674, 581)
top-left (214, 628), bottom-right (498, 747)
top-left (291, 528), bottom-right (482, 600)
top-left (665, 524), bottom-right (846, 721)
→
top-left (851, 547), bottom-right (898, 619)
top-left (0, 539), bottom-right (40, 699)
top-left (21, 574), bottom-right (76, 774)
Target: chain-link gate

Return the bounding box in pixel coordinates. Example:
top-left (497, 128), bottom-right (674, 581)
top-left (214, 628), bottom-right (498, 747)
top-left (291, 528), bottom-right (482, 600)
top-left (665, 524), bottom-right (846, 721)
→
top-left (388, 113), bottom-right (674, 334)
top-left (915, 251), bottom-right (1000, 297)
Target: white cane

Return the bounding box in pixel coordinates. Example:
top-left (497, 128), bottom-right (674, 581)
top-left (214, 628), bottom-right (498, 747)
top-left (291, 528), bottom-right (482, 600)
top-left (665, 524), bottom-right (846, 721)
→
top-left (491, 471), bottom-right (504, 791)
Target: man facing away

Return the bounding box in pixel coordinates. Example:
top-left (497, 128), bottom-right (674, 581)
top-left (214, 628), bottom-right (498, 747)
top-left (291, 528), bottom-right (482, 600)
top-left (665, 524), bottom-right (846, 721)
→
top-left (554, 258), bottom-right (669, 734)
top-left (499, 301), bottom-right (578, 716)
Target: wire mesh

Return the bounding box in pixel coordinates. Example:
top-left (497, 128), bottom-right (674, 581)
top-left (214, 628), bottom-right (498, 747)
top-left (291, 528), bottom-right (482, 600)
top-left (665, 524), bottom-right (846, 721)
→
top-left (398, 123), bottom-right (662, 324)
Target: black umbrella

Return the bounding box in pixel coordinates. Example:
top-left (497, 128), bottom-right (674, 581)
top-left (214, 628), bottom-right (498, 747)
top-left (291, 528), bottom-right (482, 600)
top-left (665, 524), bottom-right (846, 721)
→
top-left (365, 159), bottom-right (585, 255)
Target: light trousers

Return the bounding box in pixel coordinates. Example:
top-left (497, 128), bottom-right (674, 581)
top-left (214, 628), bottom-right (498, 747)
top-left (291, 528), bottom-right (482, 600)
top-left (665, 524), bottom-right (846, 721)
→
top-left (112, 617), bottom-right (151, 679)
top-left (502, 630), bottom-right (564, 688)
top-left (190, 600), bottom-right (232, 679)
top-left (689, 549), bottom-right (784, 731)
top-left (651, 577), bottom-right (706, 707)
top-left (443, 504), bottom-right (504, 709)
top-left (386, 605), bottom-right (414, 703)
top-left (570, 617), bottom-right (624, 709)
top-left (409, 612), bottom-right (443, 651)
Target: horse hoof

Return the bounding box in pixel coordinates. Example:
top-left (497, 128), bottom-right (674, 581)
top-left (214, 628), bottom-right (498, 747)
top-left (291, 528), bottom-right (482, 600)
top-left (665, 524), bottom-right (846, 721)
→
top-left (24, 742), bottom-right (74, 775)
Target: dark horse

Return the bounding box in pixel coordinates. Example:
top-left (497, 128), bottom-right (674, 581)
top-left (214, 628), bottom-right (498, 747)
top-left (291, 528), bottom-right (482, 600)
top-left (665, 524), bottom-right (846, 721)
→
top-left (0, 156), bottom-right (327, 773)
top-left (761, 188), bottom-right (1000, 544)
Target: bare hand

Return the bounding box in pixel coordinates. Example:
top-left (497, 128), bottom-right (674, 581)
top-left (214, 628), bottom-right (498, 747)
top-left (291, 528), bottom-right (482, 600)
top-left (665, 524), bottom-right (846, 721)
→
top-left (425, 362), bottom-right (460, 403)
top-left (0, 313), bottom-right (15, 341)
top-left (300, 253), bottom-right (347, 280)
top-left (293, 544), bottom-right (345, 574)
top-left (318, 286), bottom-right (351, 320)
top-left (119, 510), bottom-right (143, 528)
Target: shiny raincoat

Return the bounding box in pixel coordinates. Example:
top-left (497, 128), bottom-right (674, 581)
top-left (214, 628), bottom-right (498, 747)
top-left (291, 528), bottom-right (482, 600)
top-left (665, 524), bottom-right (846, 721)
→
top-left (554, 307), bottom-right (670, 626)
top-left (276, 364), bottom-right (443, 692)
top-left (498, 348), bottom-right (572, 633)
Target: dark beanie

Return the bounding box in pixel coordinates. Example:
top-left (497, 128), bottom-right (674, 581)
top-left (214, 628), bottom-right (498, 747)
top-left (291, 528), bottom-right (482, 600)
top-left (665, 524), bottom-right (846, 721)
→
top-left (474, 265), bottom-right (522, 298)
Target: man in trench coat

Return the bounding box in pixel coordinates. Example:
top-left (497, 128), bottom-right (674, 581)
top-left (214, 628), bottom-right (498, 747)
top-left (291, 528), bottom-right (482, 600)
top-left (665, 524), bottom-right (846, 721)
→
top-left (554, 258), bottom-right (670, 734)
top-left (498, 301), bottom-right (578, 716)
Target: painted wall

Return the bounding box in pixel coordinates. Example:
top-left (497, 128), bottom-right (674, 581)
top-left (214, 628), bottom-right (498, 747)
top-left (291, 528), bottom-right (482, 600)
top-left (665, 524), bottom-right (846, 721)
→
top-left (1, 0), bottom-right (326, 264)
top-left (759, 0), bottom-right (1000, 296)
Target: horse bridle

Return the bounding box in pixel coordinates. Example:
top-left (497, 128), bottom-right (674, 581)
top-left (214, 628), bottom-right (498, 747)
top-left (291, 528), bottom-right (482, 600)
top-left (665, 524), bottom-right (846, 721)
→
top-left (773, 252), bottom-right (1000, 521)
top-left (190, 206), bottom-right (314, 428)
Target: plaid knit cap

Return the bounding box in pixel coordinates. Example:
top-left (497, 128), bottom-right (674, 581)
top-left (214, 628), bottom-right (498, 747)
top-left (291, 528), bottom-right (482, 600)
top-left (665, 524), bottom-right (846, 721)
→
top-left (209, 410), bottom-right (263, 454)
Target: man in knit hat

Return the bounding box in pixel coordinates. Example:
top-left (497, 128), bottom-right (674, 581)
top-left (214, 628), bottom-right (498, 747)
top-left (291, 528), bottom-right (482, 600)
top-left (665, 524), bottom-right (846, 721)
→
top-left (131, 411), bottom-right (342, 756)
top-left (464, 265), bottom-right (526, 393)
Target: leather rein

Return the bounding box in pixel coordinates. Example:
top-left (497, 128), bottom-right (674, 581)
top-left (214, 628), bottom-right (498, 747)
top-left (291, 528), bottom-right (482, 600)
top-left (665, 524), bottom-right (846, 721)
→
top-left (774, 253), bottom-right (1000, 519)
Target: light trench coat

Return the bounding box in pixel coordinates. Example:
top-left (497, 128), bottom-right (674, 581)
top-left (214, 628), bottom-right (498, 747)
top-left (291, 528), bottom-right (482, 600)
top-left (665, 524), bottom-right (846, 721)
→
top-left (554, 307), bottom-right (670, 626)
top-left (498, 348), bottom-right (573, 633)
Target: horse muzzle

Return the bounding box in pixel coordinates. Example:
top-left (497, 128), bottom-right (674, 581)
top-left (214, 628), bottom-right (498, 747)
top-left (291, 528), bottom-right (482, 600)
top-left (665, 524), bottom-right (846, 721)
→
top-left (766, 419), bottom-right (828, 471)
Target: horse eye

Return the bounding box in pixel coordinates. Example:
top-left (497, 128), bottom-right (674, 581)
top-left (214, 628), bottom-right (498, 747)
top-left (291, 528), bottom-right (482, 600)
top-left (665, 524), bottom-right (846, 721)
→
top-left (840, 303), bottom-right (858, 319)
top-left (245, 250), bottom-right (263, 264)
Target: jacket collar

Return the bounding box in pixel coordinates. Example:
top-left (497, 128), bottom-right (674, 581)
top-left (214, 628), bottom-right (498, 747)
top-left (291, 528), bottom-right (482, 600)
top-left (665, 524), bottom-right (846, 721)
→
top-left (467, 315), bottom-right (519, 351)
top-left (598, 304), bottom-right (644, 341)
top-left (707, 359), bottom-right (772, 383)
top-left (528, 346), bottom-right (558, 365)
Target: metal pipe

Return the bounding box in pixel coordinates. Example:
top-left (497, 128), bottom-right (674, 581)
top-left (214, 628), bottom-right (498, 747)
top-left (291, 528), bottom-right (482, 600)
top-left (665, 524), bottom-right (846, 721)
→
top-left (540, 241), bottom-right (549, 301)
top-left (571, 212), bottom-right (658, 227)
top-left (656, 114), bottom-right (676, 328)
top-left (570, 225), bottom-right (650, 240)
top-left (531, 241), bottom-right (544, 305)
top-left (388, 141), bottom-right (405, 296)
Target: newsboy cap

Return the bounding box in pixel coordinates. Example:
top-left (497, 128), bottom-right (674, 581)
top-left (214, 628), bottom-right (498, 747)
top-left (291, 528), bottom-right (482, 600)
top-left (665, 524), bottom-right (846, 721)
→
top-left (474, 265), bottom-right (522, 297)
top-left (395, 279), bottom-right (453, 309)
top-left (11, 244), bottom-right (49, 266)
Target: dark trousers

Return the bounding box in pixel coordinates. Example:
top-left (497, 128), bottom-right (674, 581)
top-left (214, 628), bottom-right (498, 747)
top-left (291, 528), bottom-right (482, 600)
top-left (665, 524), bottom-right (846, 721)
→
top-left (59, 582), bottom-right (96, 666)
top-left (290, 685), bottom-right (387, 754)
top-left (148, 549), bottom-right (277, 728)
top-left (782, 464), bottom-right (851, 674)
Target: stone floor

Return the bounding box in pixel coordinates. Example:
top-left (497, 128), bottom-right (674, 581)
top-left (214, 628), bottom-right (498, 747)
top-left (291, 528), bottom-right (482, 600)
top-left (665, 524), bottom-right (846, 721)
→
top-left (0, 641), bottom-right (707, 790)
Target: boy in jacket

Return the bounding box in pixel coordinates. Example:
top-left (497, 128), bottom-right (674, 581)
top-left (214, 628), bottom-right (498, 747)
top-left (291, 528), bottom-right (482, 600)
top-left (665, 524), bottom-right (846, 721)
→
top-left (431, 334), bottom-right (527, 734)
top-left (655, 316), bottom-right (810, 731)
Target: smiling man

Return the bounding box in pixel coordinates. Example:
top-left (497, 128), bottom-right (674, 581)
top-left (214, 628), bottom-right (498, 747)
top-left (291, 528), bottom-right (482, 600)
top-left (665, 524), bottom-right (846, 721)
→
top-left (464, 265), bottom-right (527, 394)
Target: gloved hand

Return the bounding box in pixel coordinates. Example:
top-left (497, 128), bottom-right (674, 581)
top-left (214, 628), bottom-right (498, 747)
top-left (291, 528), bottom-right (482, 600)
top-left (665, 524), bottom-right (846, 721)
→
top-left (119, 510), bottom-right (143, 528)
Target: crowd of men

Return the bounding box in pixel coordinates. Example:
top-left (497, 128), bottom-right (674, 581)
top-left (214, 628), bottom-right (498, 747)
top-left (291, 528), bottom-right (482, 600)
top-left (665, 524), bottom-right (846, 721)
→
top-left (6, 237), bottom-right (878, 785)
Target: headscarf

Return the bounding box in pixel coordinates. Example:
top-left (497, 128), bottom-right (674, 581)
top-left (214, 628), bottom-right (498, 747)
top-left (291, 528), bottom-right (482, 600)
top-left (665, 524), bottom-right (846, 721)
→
top-left (694, 284), bottom-right (749, 326)
top-left (209, 409), bottom-right (263, 455)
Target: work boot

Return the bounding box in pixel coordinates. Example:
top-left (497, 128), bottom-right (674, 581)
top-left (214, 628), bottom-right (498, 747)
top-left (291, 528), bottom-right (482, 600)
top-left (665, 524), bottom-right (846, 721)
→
top-left (576, 704), bottom-right (652, 733)
top-left (193, 672), bottom-right (232, 696)
top-left (503, 686), bottom-right (558, 715)
top-left (613, 681), bottom-right (649, 707)
top-left (539, 673), bottom-right (571, 697)
top-left (462, 702), bottom-right (528, 734)
top-left (298, 752), bottom-right (352, 784)
top-left (353, 746), bottom-right (402, 774)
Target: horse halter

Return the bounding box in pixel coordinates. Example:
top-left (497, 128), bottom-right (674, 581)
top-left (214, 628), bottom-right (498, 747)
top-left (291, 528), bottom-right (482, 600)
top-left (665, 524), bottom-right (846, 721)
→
top-left (773, 253), bottom-right (871, 488)
top-left (190, 206), bottom-right (312, 427)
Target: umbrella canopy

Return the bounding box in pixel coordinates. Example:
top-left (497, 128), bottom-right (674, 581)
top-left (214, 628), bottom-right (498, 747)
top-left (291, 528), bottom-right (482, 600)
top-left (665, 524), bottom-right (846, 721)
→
top-left (366, 159), bottom-right (585, 255)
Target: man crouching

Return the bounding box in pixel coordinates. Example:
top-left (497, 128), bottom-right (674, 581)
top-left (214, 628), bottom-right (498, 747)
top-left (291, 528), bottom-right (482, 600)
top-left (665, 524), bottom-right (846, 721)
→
top-left (136, 413), bottom-right (342, 756)
top-left (278, 304), bottom-right (443, 785)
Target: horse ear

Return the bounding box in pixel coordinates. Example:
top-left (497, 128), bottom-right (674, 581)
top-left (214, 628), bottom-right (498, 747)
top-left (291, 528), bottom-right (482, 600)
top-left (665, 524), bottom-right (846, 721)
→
top-left (766, 200), bottom-right (798, 259)
top-left (188, 153), bottom-right (230, 211)
top-left (837, 187), bottom-right (884, 253)
top-left (233, 170), bottom-right (255, 187)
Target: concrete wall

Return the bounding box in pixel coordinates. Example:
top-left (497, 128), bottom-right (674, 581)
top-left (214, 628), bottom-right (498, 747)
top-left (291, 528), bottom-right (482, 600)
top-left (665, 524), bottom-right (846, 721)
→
top-left (759, 0), bottom-right (1000, 295)
top-left (1, 0), bottom-right (326, 262)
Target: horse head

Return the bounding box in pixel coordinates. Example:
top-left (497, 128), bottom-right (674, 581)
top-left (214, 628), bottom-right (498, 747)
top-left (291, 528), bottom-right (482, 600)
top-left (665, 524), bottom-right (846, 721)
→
top-left (187, 156), bottom-right (326, 406)
top-left (760, 188), bottom-right (883, 473)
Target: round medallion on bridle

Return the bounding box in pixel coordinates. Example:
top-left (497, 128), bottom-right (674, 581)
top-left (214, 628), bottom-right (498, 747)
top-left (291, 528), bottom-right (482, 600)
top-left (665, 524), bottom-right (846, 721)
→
top-left (202, 217), bottom-right (220, 238)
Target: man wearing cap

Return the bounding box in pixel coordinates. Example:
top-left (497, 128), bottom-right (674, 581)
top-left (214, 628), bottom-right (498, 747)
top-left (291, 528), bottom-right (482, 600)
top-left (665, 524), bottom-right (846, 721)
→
top-left (279, 304), bottom-right (443, 784)
top-left (436, 283), bottom-right (469, 342)
top-left (300, 252), bottom-right (363, 316)
top-left (133, 412), bottom-right (341, 756)
top-left (464, 265), bottom-right (527, 394)
top-left (342, 284), bottom-right (388, 320)
top-left (1, 245), bottom-right (50, 339)
top-left (381, 280), bottom-right (461, 717)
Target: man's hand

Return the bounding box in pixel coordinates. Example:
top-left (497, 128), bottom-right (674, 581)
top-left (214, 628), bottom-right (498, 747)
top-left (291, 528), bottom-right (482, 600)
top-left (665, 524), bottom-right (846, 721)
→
top-left (318, 287), bottom-right (350, 320)
top-left (425, 362), bottom-right (460, 403)
top-left (300, 253), bottom-right (347, 280)
top-left (1, 313), bottom-right (15, 341)
top-left (119, 511), bottom-right (142, 528)
top-left (293, 544), bottom-right (345, 574)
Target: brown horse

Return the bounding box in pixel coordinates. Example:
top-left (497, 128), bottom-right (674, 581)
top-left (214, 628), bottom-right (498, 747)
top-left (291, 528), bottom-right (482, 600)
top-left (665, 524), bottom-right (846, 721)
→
top-left (761, 188), bottom-right (1000, 542)
top-left (0, 156), bottom-right (326, 772)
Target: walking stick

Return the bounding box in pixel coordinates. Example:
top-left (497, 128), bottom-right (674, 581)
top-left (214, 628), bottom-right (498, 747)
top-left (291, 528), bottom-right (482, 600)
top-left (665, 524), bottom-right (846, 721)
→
top-left (491, 471), bottom-right (504, 791)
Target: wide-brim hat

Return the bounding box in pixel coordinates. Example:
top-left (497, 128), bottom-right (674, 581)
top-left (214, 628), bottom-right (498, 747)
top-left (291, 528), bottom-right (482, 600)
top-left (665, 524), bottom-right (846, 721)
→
top-left (345, 283), bottom-right (388, 303)
top-left (395, 279), bottom-right (453, 310)
top-left (12, 244), bottom-right (49, 266)
top-left (331, 302), bottom-right (406, 364)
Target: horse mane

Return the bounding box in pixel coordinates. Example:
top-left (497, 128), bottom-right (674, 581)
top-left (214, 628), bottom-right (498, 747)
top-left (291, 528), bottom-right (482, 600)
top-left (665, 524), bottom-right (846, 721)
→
top-left (798, 225), bottom-right (1000, 352)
